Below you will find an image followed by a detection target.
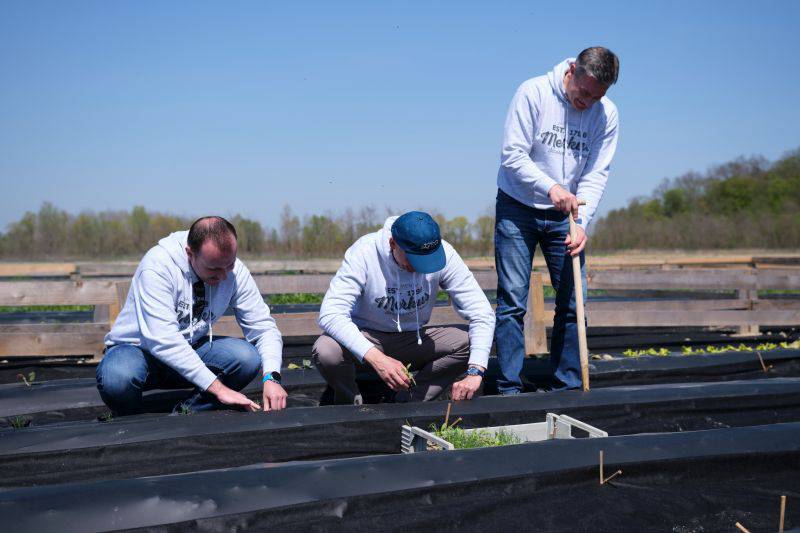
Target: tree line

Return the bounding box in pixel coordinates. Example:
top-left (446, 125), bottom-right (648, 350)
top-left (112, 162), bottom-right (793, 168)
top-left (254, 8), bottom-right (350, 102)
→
top-left (0, 204), bottom-right (495, 259)
top-left (1, 148), bottom-right (797, 259)
top-left (590, 148), bottom-right (800, 250)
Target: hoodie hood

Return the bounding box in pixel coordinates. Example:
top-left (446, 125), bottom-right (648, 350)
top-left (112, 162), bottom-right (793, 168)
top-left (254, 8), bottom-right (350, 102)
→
top-left (158, 231), bottom-right (193, 278)
top-left (547, 57), bottom-right (574, 105)
top-left (379, 216), bottom-right (399, 261)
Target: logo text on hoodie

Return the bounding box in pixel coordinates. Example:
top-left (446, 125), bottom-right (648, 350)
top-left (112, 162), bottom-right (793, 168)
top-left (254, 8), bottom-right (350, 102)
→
top-left (374, 284), bottom-right (430, 315)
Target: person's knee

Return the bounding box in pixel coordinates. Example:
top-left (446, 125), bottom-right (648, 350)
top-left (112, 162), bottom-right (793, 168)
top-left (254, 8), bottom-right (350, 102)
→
top-left (312, 335), bottom-right (346, 368)
top-left (450, 326), bottom-right (471, 358)
top-left (96, 346), bottom-right (147, 406)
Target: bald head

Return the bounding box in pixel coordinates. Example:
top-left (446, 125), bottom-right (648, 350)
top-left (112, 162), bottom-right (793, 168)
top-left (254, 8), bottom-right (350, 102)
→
top-left (187, 216), bottom-right (237, 254)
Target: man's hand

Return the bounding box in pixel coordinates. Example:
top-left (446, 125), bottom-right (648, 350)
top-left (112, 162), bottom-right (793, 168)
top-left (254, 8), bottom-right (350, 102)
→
top-left (548, 184), bottom-right (580, 218)
top-left (207, 379), bottom-right (260, 412)
top-left (262, 379), bottom-right (288, 412)
top-left (363, 347), bottom-right (411, 392)
top-left (565, 225), bottom-right (587, 256)
top-left (452, 374), bottom-right (482, 401)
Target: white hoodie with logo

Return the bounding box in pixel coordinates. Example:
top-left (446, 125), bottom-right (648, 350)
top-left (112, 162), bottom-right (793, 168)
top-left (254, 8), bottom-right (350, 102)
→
top-left (318, 217), bottom-right (496, 368)
top-left (496, 57), bottom-right (619, 230)
top-left (105, 231), bottom-right (283, 390)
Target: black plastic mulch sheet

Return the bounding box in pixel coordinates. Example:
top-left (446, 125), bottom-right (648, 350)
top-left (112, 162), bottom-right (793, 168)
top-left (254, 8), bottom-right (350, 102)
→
top-left (2, 349), bottom-right (799, 427)
top-left (1, 422), bottom-right (798, 532)
top-left (1, 378), bottom-right (800, 489)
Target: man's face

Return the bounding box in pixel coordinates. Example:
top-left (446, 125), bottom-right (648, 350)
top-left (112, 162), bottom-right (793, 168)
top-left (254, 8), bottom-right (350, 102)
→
top-left (186, 239), bottom-right (237, 286)
top-left (389, 238), bottom-right (415, 272)
top-left (564, 64), bottom-right (608, 111)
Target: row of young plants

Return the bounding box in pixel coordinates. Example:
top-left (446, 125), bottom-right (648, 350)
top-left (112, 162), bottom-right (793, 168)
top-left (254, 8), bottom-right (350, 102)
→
top-left (621, 340), bottom-right (800, 358)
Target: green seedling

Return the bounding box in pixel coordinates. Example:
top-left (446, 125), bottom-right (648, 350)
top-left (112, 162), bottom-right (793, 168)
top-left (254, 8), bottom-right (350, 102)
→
top-left (98, 412), bottom-right (114, 423)
top-left (403, 363), bottom-right (416, 388)
top-left (9, 416), bottom-right (30, 429)
top-left (177, 404), bottom-right (192, 416)
top-left (16, 372), bottom-right (36, 387)
top-left (287, 359), bottom-right (314, 371)
top-left (430, 423), bottom-right (521, 449)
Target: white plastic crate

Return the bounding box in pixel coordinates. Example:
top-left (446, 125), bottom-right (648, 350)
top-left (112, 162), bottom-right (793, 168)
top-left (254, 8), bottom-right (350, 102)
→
top-left (401, 413), bottom-right (607, 453)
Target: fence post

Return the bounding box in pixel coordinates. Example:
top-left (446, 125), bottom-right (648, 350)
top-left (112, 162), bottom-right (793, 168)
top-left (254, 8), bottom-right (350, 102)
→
top-left (524, 271), bottom-right (548, 355)
top-left (735, 287), bottom-right (760, 336)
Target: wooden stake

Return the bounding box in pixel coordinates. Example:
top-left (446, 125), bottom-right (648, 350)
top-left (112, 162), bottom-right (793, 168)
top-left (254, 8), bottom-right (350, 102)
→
top-left (569, 199), bottom-right (590, 392)
top-left (779, 494), bottom-right (787, 533)
top-left (599, 450), bottom-right (604, 484)
top-left (756, 351), bottom-right (772, 372)
top-left (444, 402), bottom-right (452, 428)
top-left (448, 417), bottom-right (462, 429)
top-left (734, 522), bottom-right (751, 533)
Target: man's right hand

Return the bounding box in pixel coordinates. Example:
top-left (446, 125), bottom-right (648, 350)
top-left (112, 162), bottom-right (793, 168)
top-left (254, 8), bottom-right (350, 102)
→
top-left (548, 184), bottom-right (580, 218)
top-left (207, 379), bottom-right (261, 412)
top-left (363, 347), bottom-right (411, 392)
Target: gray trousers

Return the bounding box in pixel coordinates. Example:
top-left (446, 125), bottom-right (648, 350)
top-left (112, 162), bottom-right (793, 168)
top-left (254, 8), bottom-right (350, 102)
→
top-left (312, 325), bottom-right (471, 404)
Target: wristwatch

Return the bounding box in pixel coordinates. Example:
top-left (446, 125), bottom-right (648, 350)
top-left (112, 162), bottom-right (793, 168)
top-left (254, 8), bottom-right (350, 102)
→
top-left (263, 371), bottom-right (282, 384)
top-left (466, 366), bottom-right (485, 378)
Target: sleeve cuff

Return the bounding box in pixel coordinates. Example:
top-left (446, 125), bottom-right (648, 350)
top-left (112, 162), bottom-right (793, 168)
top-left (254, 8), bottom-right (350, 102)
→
top-left (197, 368), bottom-right (219, 391)
top-left (467, 349), bottom-right (490, 369)
top-left (537, 175), bottom-right (559, 197)
top-left (349, 335), bottom-right (377, 363)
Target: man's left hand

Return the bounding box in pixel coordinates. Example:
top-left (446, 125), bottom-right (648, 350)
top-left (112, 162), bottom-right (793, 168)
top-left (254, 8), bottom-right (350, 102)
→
top-left (451, 375), bottom-right (482, 401)
top-left (262, 380), bottom-right (288, 411)
top-left (565, 225), bottom-right (587, 256)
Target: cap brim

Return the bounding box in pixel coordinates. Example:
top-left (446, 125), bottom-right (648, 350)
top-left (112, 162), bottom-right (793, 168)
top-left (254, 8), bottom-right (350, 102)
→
top-left (406, 245), bottom-right (446, 274)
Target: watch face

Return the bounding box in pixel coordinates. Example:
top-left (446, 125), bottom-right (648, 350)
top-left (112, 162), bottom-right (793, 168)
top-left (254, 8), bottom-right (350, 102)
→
top-left (270, 371), bottom-right (282, 382)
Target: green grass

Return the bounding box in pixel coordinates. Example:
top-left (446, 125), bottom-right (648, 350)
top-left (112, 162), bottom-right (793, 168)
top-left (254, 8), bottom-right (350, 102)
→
top-left (9, 416), bottom-right (30, 429)
top-left (0, 305), bottom-right (93, 313)
top-left (265, 293), bottom-right (324, 305)
top-left (430, 423), bottom-right (521, 449)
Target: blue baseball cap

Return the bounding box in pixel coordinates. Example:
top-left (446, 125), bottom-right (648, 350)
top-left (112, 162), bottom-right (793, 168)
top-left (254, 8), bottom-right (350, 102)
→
top-left (391, 211), bottom-right (446, 274)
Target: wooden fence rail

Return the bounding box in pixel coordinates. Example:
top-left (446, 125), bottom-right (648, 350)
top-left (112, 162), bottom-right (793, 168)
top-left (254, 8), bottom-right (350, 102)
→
top-left (0, 266), bottom-right (798, 360)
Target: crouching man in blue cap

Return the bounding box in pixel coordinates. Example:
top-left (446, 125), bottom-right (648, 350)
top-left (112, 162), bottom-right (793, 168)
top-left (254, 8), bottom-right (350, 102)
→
top-left (314, 211), bottom-right (495, 404)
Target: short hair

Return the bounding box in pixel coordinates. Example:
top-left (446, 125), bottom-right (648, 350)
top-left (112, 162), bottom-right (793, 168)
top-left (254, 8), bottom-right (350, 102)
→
top-left (575, 47), bottom-right (619, 87)
top-left (187, 216), bottom-right (238, 253)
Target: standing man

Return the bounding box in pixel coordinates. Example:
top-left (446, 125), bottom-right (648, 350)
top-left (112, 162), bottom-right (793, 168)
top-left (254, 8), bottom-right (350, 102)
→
top-left (98, 216), bottom-right (288, 414)
top-left (495, 47), bottom-right (620, 392)
top-left (314, 211), bottom-right (495, 404)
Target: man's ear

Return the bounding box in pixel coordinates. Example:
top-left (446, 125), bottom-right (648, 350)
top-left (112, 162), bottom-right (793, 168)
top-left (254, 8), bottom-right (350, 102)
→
top-left (389, 237), bottom-right (396, 250)
top-left (185, 245), bottom-right (194, 261)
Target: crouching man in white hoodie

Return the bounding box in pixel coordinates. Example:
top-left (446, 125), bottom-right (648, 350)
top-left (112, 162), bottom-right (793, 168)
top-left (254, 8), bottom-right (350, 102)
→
top-left (314, 211), bottom-right (495, 404)
top-left (98, 216), bottom-right (287, 415)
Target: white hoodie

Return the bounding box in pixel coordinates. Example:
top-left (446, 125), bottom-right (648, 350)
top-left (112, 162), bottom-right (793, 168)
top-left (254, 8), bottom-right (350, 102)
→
top-left (318, 217), bottom-right (496, 368)
top-left (496, 57), bottom-right (619, 230)
top-left (105, 231), bottom-right (283, 390)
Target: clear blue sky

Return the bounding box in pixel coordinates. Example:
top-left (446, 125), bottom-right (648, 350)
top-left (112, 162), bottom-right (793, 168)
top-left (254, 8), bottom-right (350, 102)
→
top-left (1, 1), bottom-right (798, 233)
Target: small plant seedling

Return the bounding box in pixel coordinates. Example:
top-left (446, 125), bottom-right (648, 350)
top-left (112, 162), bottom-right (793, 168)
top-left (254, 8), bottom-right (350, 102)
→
top-left (9, 416), bottom-right (30, 429)
top-left (176, 404), bottom-right (192, 416)
top-left (287, 359), bottom-right (315, 370)
top-left (430, 423), bottom-right (521, 449)
top-left (98, 412), bottom-right (114, 423)
top-left (403, 363), bottom-right (416, 388)
top-left (16, 372), bottom-right (36, 387)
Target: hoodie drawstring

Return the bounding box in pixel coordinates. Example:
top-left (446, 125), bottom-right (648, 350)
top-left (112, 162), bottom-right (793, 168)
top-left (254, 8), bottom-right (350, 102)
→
top-left (395, 268), bottom-right (402, 332)
top-left (394, 266), bottom-right (422, 345)
top-left (412, 272), bottom-right (422, 345)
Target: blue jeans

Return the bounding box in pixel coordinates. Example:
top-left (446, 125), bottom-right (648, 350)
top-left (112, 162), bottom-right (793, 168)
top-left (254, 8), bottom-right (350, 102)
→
top-left (96, 336), bottom-right (261, 415)
top-left (494, 189), bottom-right (587, 393)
